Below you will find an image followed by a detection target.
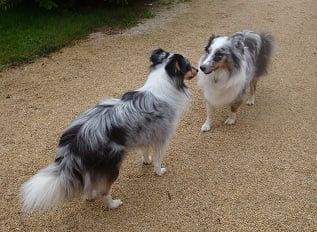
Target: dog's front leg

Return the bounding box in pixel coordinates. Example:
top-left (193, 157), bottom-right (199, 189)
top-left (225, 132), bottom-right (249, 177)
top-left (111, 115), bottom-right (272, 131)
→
top-left (152, 143), bottom-right (168, 176)
top-left (225, 94), bottom-right (246, 125)
top-left (201, 101), bottom-right (214, 132)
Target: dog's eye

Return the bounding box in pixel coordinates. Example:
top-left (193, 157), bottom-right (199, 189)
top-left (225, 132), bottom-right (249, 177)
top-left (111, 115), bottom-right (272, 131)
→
top-left (215, 51), bottom-right (222, 56)
top-left (213, 52), bottom-right (223, 62)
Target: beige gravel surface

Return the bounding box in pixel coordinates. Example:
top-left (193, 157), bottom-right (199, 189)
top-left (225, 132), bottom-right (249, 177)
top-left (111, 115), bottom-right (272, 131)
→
top-left (1, 0), bottom-right (316, 231)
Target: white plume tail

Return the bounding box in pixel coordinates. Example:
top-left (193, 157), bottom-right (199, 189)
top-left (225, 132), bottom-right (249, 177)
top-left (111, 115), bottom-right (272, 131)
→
top-left (20, 163), bottom-right (68, 213)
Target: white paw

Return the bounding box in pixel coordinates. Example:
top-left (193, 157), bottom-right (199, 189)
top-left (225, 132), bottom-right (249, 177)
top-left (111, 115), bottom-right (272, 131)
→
top-left (155, 167), bottom-right (167, 176)
top-left (224, 117), bottom-right (236, 125)
top-left (108, 199), bottom-right (123, 209)
top-left (201, 122), bottom-right (211, 132)
top-left (142, 156), bottom-right (152, 165)
top-left (83, 190), bottom-right (97, 201)
top-left (246, 97), bottom-right (255, 105)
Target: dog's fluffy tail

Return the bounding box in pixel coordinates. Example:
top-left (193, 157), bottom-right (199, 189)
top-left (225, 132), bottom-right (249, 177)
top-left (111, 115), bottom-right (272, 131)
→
top-left (20, 152), bottom-right (83, 213)
top-left (255, 32), bottom-right (275, 78)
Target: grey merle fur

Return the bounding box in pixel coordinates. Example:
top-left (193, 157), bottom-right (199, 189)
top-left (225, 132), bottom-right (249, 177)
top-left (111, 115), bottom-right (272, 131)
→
top-left (231, 30), bottom-right (274, 78)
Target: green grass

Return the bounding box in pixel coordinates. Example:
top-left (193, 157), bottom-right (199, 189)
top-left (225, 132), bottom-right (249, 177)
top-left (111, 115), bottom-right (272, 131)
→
top-left (0, 5), bottom-right (155, 71)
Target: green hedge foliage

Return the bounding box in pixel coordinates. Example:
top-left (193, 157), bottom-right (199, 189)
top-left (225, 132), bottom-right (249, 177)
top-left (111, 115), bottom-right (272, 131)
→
top-left (0, 0), bottom-right (129, 10)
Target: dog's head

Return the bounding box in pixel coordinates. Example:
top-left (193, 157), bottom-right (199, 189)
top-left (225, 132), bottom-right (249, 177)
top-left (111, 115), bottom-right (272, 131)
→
top-left (199, 35), bottom-right (244, 75)
top-left (150, 48), bottom-right (198, 90)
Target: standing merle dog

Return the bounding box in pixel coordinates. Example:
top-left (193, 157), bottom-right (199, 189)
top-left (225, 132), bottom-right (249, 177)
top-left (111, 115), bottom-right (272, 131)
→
top-left (198, 30), bottom-right (274, 131)
top-left (20, 48), bottom-right (197, 212)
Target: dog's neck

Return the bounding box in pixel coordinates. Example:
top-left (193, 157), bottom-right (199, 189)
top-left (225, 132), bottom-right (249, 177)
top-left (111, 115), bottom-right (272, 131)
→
top-left (139, 67), bottom-right (189, 111)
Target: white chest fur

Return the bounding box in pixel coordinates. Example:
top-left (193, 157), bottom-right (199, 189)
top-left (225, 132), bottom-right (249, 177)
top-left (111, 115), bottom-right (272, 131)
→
top-left (197, 66), bottom-right (247, 106)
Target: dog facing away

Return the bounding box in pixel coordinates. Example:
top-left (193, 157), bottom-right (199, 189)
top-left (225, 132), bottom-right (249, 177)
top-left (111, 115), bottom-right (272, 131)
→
top-left (20, 48), bottom-right (198, 212)
top-left (198, 30), bottom-right (274, 131)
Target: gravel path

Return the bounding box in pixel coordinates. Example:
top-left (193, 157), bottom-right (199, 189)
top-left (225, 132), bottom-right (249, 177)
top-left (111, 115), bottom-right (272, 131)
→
top-left (1, 0), bottom-right (316, 231)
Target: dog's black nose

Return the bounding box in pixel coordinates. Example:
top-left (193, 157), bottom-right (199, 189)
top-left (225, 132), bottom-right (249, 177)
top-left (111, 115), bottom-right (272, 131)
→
top-left (200, 65), bottom-right (206, 72)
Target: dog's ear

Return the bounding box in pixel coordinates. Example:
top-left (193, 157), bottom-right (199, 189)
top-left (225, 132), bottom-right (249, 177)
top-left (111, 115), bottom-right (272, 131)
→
top-left (232, 39), bottom-right (245, 54)
top-left (165, 54), bottom-right (185, 77)
top-left (165, 54), bottom-right (188, 91)
top-left (150, 48), bottom-right (169, 65)
top-left (205, 34), bottom-right (217, 52)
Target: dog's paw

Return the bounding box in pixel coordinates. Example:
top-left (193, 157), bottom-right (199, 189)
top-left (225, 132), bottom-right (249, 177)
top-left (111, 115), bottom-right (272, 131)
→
top-left (84, 197), bottom-right (96, 202)
top-left (108, 199), bottom-right (123, 209)
top-left (83, 190), bottom-right (97, 201)
top-left (224, 117), bottom-right (236, 125)
top-left (246, 97), bottom-right (255, 105)
top-left (201, 122), bottom-right (211, 132)
top-left (142, 156), bottom-right (152, 165)
top-left (155, 167), bottom-right (167, 176)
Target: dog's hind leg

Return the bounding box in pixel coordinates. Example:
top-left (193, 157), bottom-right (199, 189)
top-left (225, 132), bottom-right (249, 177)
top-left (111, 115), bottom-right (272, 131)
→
top-left (103, 184), bottom-right (123, 209)
top-left (152, 143), bottom-right (168, 176)
top-left (140, 147), bottom-right (152, 165)
top-left (246, 79), bottom-right (257, 105)
top-left (102, 165), bottom-right (123, 209)
top-left (83, 172), bottom-right (97, 201)
top-left (102, 175), bottom-right (123, 209)
top-left (201, 101), bottom-right (215, 132)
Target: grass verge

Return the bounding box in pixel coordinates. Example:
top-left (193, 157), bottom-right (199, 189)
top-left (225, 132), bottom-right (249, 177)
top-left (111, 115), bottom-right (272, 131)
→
top-left (0, 4), bottom-right (155, 71)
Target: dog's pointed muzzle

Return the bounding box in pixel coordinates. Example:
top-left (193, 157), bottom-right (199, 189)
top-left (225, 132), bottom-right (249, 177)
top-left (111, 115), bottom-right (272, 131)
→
top-left (184, 67), bottom-right (198, 80)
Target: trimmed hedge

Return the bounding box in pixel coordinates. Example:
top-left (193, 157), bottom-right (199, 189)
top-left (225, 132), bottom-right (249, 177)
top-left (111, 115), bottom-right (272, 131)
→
top-left (0, 0), bottom-right (129, 10)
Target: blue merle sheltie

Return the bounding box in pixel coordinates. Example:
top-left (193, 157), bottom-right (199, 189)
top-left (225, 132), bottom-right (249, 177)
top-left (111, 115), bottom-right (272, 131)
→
top-left (20, 48), bottom-right (198, 212)
top-left (198, 30), bottom-right (274, 131)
